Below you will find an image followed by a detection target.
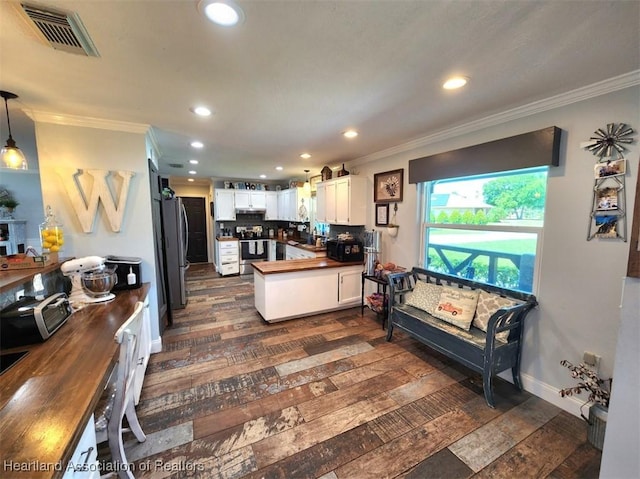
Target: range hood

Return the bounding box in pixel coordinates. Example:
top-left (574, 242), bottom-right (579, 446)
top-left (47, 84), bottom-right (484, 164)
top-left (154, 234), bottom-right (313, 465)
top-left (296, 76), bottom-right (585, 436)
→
top-left (236, 207), bottom-right (266, 213)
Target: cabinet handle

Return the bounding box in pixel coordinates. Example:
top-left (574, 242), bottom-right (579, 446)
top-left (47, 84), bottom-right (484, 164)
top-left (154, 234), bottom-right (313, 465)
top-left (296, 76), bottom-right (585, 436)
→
top-left (80, 447), bottom-right (94, 466)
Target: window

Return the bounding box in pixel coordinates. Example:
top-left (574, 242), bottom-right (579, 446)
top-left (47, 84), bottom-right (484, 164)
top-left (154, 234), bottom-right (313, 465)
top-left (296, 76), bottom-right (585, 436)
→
top-left (420, 167), bottom-right (548, 293)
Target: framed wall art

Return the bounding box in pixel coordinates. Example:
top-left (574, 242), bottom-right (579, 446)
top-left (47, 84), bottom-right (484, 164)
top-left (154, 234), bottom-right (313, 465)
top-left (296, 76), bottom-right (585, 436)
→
top-left (374, 168), bottom-right (404, 203)
top-left (375, 203), bottom-right (389, 226)
top-left (309, 175), bottom-right (322, 193)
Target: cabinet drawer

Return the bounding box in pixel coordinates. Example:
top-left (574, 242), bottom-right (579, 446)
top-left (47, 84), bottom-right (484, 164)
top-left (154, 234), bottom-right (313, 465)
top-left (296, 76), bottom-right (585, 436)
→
top-left (221, 253), bottom-right (239, 262)
top-left (219, 241), bottom-right (239, 251)
top-left (220, 263), bottom-right (239, 275)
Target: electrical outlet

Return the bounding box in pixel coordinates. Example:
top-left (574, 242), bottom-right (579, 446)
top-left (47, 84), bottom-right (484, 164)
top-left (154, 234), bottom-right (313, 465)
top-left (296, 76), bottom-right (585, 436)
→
top-left (583, 351), bottom-right (601, 369)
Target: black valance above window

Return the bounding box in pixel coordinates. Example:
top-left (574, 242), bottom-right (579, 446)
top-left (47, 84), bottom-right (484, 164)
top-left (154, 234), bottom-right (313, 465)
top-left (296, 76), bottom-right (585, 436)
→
top-left (408, 126), bottom-right (562, 183)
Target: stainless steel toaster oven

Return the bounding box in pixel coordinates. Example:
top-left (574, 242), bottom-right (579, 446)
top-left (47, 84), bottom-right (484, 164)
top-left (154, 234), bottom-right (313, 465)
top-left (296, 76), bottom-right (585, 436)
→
top-left (0, 293), bottom-right (72, 348)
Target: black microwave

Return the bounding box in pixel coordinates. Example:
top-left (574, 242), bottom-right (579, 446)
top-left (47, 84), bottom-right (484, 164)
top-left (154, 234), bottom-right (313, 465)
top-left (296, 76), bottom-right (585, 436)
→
top-left (326, 239), bottom-right (364, 262)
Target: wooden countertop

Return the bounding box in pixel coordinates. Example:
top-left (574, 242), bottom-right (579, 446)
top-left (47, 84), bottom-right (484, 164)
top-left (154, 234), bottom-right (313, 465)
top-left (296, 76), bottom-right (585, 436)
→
top-left (252, 258), bottom-right (362, 275)
top-left (0, 284), bottom-right (150, 479)
top-left (216, 236), bottom-right (239, 242)
top-left (0, 258), bottom-right (70, 292)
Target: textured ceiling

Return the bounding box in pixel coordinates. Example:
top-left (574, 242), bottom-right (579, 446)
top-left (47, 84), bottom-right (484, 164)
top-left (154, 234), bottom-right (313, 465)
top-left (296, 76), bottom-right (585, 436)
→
top-left (0, 0), bottom-right (638, 182)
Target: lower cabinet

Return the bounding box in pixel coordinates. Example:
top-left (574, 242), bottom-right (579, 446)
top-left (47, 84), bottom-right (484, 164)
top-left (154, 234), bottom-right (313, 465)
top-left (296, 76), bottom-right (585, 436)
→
top-left (285, 244), bottom-right (317, 260)
top-left (62, 414), bottom-right (99, 479)
top-left (216, 239), bottom-right (239, 276)
top-left (254, 264), bottom-right (363, 322)
top-left (338, 269), bottom-right (362, 304)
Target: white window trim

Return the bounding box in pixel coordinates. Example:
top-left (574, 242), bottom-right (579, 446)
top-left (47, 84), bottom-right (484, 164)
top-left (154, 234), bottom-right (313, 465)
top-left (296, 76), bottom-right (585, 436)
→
top-left (418, 177), bottom-right (545, 294)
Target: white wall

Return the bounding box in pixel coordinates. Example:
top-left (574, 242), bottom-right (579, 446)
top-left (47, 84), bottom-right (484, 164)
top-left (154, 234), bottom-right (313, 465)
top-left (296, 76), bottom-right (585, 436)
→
top-left (33, 119), bottom-right (162, 344)
top-left (600, 277), bottom-right (640, 478)
top-left (349, 86), bottom-right (639, 417)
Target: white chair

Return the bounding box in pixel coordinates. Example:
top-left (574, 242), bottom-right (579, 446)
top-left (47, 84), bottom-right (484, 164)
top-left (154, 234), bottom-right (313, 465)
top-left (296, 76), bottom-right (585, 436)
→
top-left (95, 301), bottom-right (147, 479)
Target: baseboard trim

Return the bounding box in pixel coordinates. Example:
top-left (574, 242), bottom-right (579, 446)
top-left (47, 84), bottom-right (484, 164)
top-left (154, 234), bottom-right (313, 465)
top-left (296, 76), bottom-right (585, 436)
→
top-left (150, 338), bottom-right (163, 354)
top-left (511, 371), bottom-right (586, 418)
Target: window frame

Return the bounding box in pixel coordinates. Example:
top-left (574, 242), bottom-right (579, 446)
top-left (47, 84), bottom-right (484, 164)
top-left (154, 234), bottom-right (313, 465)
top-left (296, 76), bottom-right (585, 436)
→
top-left (418, 168), bottom-right (547, 294)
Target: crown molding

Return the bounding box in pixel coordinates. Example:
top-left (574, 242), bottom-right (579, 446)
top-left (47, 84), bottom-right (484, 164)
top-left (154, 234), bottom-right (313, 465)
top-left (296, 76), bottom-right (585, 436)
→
top-left (146, 126), bottom-right (163, 159)
top-left (352, 70), bottom-right (640, 165)
top-left (24, 110), bottom-right (150, 134)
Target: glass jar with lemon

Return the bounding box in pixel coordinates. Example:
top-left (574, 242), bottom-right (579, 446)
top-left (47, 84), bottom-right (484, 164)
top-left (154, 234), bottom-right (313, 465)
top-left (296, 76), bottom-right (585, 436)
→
top-left (40, 205), bottom-right (64, 254)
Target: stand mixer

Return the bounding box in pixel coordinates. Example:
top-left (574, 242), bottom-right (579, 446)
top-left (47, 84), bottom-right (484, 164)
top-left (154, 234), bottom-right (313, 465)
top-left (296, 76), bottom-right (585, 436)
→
top-left (61, 256), bottom-right (117, 306)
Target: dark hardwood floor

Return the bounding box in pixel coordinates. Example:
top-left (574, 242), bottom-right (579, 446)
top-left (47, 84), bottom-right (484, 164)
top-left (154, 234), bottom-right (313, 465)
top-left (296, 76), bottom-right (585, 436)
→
top-left (122, 264), bottom-right (601, 478)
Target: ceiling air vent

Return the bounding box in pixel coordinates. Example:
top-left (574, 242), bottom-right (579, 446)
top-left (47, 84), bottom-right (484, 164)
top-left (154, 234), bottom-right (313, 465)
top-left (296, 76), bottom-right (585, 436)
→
top-left (168, 163), bottom-right (184, 169)
top-left (20, 3), bottom-right (99, 57)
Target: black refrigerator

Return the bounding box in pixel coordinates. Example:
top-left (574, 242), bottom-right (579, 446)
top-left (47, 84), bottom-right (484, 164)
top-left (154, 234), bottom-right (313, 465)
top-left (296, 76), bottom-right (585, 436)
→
top-left (161, 197), bottom-right (189, 309)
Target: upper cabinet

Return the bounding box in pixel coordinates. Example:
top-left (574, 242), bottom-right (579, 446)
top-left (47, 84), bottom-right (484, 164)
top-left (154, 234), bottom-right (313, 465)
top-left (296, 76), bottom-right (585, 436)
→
top-left (316, 176), bottom-right (366, 225)
top-left (214, 189), bottom-right (236, 221)
top-left (234, 190), bottom-right (266, 210)
top-left (265, 191), bottom-right (278, 220)
top-left (278, 187), bottom-right (310, 222)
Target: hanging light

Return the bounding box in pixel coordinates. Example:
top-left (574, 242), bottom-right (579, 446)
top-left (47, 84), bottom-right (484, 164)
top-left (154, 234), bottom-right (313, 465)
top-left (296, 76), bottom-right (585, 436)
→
top-left (0, 91), bottom-right (27, 170)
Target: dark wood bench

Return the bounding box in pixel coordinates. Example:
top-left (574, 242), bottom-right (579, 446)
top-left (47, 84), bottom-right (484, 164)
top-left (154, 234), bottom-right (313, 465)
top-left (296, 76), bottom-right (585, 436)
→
top-left (386, 267), bottom-right (537, 407)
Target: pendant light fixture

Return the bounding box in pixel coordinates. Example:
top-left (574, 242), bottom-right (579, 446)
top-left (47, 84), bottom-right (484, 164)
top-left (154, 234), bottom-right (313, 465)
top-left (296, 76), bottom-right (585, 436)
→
top-left (0, 91), bottom-right (27, 170)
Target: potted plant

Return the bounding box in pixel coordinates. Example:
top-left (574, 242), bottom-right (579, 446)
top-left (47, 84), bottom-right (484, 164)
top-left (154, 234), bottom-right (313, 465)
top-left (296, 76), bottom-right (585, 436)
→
top-left (0, 196), bottom-right (19, 218)
top-left (559, 360), bottom-right (612, 450)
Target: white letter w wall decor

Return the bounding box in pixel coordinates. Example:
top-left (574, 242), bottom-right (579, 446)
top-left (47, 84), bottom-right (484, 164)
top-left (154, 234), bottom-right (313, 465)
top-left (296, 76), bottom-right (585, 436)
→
top-left (57, 168), bottom-right (135, 233)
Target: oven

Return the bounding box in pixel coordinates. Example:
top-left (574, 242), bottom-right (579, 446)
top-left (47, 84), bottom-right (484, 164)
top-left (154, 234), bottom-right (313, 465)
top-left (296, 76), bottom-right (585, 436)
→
top-left (239, 239), bottom-right (269, 275)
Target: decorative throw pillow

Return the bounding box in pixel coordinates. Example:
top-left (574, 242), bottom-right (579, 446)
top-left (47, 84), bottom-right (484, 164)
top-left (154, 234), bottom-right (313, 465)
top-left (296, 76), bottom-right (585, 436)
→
top-left (404, 281), bottom-right (441, 314)
top-left (473, 290), bottom-right (519, 342)
top-left (432, 286), bottom-right (479, 330)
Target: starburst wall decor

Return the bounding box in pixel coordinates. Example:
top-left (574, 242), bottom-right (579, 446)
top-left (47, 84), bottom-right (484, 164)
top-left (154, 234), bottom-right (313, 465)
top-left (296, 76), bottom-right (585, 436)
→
top-left (581, 123), bottom-right (635, 160)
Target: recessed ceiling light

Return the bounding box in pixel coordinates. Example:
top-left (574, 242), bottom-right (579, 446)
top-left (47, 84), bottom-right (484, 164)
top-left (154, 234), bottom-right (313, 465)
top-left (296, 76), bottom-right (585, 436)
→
top-left (189, 159), bottom-right (199, 164)
top-left (343, 130), bottom-right (358, 138)
top-left (188, 170), bottom-right (197, 175)
top-left (198, 0), bottom-right (245, 27)
top-left (188, 178), bottom-right (195, 182)
top-left (275, 166), bottom-right (283, 171)
top-left (300, 153), bottom-right (311, 159)
top-left (190, 141), bottom-right (204, 148)
top-left (191, 106), bottom-right (212, 117)
top-left (259, 174), bottom-right (266, 179)
top-left (443, 76), bottom-right (469, 90)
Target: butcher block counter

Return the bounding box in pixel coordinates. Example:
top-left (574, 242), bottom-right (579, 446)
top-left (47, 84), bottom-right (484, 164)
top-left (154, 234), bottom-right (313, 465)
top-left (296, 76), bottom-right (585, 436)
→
top-left (253, 259), bottom-right (363, 322)
top-left (0, 284), bottom-right (150, 479)
top-left (252, 257), bottom-right (360, 275)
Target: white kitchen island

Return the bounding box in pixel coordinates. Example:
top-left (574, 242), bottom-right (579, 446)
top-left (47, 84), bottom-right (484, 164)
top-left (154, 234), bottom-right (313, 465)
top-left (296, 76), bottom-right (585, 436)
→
top-left (252, 258), bottom-right (363, 322)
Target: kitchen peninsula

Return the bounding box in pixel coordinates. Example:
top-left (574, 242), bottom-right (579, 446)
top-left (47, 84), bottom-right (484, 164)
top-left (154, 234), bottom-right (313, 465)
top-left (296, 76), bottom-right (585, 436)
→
top-left (252, 258), bottom-right (363, 322)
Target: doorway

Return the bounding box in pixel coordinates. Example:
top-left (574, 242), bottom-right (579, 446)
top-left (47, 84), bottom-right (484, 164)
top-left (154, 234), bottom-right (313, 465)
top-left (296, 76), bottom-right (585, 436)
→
top-left (181, 196), bottom-right (208, 264)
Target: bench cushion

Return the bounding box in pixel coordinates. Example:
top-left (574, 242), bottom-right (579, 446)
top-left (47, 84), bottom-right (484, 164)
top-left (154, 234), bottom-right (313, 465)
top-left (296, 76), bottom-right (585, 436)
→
top-left (404, 280), bottom-right (442, 314)
top-left (432, 286), bottom-right (479, 330)
top-left (395, 303), bottom-right (488, 349)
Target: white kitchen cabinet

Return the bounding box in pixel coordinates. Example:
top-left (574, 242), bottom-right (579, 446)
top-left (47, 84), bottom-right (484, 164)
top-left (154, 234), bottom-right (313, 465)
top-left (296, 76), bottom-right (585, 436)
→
top-left (277, 189), bottom-right (288, 220)
top-left (214, 189), bottom-right (236, 221)
top-left (316, 183), bottom-right (326, 223)
top-left (338, 268), bottom-right (362, 305)
top-left (253, 264), bottom-right (363, 322)
top-left (134, 298), bottom-right (152, 405)
top-left (265, 191), bottom-right (278, 220)
top-left (235, 190), bottom-right (266, 210)
top-left (62, 414), bottom-right (99, 479)
top-left (216, 239), bottom-right (239, 276)
top-left (285, 244), bottom-right (317, 260)
top-left (316, 176), bottom-right (366, 225)
top-left (278, 187), bottom-right (311, 221)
